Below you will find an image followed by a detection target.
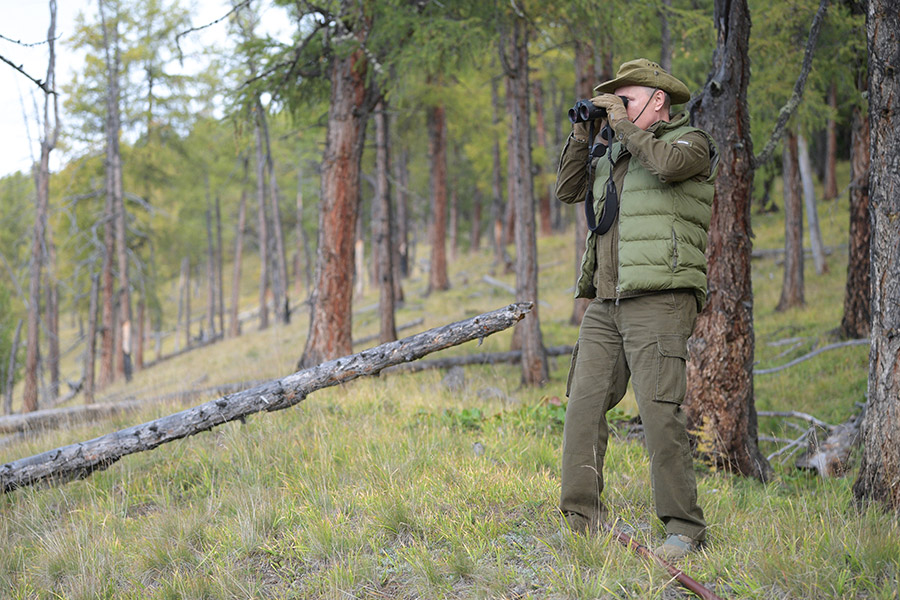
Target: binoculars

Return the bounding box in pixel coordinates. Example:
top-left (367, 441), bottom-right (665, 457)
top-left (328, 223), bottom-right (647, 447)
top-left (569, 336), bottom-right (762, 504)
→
top-left (567, 96), bottom-right (629, 123)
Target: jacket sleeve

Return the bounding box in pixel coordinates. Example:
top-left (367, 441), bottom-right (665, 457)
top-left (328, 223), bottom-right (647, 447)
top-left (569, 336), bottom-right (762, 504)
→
top-left (613, 122), bottom-right (710, 183)
top-left (555, 133), bottom-right (591, 204)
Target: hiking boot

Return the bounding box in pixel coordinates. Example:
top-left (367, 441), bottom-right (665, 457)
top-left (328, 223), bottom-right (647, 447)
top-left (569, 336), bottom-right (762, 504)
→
top-left (652, 534), bottom-right (699, 562)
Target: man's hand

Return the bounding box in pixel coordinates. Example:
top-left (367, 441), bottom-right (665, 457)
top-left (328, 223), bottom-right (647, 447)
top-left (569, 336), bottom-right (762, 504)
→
top-left (572, 117), bottom-right (609, 143)
top-left (592, 94), bottom-right (628, 128)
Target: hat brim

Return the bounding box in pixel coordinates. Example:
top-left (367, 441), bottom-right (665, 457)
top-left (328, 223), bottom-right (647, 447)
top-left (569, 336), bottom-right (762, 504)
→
top-left (594, 77), bottom-right (692, 105)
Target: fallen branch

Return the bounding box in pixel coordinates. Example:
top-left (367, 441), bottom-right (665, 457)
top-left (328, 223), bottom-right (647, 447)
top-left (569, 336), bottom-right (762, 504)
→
top-left (0, 304), bottom-right (531, 494)
top-left (796, 407), bottom-right (865, 476)
top-left (753, 338), bottom-right (869, 375)
top-left (605, 524), bottom-right (723, 600)
top-left (757, 410), bottom-right (833, 430)
top-left (766, 427), bottom-right (815, 462)
top-left (384, 345), bottom-right (573, 374)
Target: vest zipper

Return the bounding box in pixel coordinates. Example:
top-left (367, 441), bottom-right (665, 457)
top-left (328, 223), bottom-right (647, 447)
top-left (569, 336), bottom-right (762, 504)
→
top-left (672, 229), bottom-right (679, 271)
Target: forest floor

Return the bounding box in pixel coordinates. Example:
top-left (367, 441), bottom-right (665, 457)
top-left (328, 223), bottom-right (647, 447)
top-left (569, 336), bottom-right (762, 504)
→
top-left (2, 166), bottom-right (898, 599)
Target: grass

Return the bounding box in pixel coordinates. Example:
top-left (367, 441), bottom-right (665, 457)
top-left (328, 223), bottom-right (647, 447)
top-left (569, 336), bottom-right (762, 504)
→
top-left (2, 161), bottom-right (899, 598)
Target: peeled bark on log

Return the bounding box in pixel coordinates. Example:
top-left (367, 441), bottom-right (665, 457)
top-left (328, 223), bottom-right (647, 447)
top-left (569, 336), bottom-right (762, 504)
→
top-left (0, 303), bottom-right (531, 494)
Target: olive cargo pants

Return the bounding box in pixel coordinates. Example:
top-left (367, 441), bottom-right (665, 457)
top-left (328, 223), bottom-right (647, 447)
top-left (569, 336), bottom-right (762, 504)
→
top-left (560, 291), bottom-right (706, 541)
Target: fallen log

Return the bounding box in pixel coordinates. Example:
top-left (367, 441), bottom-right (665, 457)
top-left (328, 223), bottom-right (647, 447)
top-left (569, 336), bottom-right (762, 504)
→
top-left (384, 344), bottom-right (574, 374)
top-left (795, 407), bottom-right (865, 476)
top-left (753, 338), bottom-right (868, 375)
top-left (0, 303), bottom-right (531, 494)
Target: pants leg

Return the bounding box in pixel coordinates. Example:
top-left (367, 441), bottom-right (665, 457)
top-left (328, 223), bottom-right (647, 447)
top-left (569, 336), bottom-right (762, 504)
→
top-left (618, 292), bottom-right (706, 541)
top-left (559, 299), bottom-right (629, 532)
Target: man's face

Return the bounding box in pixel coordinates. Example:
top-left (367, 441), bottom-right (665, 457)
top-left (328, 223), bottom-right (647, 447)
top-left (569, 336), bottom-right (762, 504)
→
top-left (614, 85), bottom-right (666, 130)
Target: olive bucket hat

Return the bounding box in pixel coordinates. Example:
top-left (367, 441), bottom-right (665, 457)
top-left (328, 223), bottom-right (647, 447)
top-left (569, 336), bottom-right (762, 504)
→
top-left (593, 58), bottom-right (692, 105)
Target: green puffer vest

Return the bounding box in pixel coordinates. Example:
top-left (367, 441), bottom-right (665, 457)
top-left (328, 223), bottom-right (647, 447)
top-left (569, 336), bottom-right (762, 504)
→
top-left (575, 121), bottom-right (719, 309)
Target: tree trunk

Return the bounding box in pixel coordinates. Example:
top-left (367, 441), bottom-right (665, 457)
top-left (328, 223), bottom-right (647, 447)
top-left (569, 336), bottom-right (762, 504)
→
top-left (852, 0), bottom-right (900, 511)
top-left (427, 101), bottom-right (451, 293)
top-left (1, 303), bottom-right (531, 495)
top-left (503, 77), bottom-right (517, 256)
top-left (797, 133), bottom-right (828, 274)
top-left (216, 195), bottom-right (225, 336)
top-left (823, 82), bottom-right (839, 200)
top-left (298, 43), bottom-right (371, 369)
top-left (46, 230), bottom-right (60, 400)
top-left (254, 114), bottom-right (270, 331)
top-left (230, 157), bottom-right (249, 338)
top-left (354, 215), bottom-right (365, 298)
top-left (777, 131), bottom-right (806, 311)
top-left (84, 274), bottom-right (99, 405)
top-left (490, 75), bottom-right (508, 270)
top-left (532, 79), bottom-right (553, 237)
top-left (839, 77), bottom-right (871, 339)
top-left (373, 98), bottom-right (397, 344)
top-left (205, 182), bottom-right (216, 341)
top-left (295, 163), bottom-right (313, 296)
top-left (507, 18), bottom-right (548, 386)
top-left (471, 188), bottom-right (482, 252)
top-left (685, 0), bottom-right (771, 481)
top-left (393, 146), bottom-right (410, 279)
top-left (136, 298), bottom-right (145, 371)
top-left (99, 1), bottom-right (131, 384)
top-left (181, 258), bottom-right (191, 349)
top-left (259, 102), bottom-right (290, 324)
top-left (23, 0), bottom-right (60, 411)
top-left (660, 0), bottom-right (673, 72)
top-left (449, 186), bottom-right (459, 260)
top-left (4, 320), bottom-right (22, 415)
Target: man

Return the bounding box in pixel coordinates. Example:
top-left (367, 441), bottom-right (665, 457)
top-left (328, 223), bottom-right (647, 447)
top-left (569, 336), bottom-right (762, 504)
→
top-left (555, 58), bottom-right (718, 561)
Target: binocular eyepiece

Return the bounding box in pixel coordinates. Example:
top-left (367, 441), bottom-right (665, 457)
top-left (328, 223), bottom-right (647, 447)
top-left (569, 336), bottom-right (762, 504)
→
top-left (567, 97), bottom-right (629, 123)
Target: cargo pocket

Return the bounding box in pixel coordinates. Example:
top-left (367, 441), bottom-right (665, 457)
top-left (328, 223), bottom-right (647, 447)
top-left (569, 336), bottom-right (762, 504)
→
top-left (655, 334), bottom-right (688, 403)
top-left (565, 342), bottom-right (579, 398)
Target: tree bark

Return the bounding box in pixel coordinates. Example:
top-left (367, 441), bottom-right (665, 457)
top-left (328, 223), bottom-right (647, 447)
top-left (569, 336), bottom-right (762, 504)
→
top-left (2, 303), bottom-right (532, 494)
top-left (777, 131), bottom-right (806, 311)
top-left (373, 98), bottom-right (397, 344)
top-left (84, 274), bottom-right (99, 405)
top-left (823, 82), bottom-right (839, 200)
top-left (4, 320), bottom-right (22, 415)
top-left (427, 100), bottom-right (451, 293)
top-left (853, 0), bottom-right (900, 511)
top-left (46, 229), bottom-right (60, 400)
top-left (216, 195), bottom-right (225, 336)
top-left (135, 298), bottom-right (145, 371)
top-left (659, 0), bottom-right (673, 72)
top-left (471, 188), bottom-right (482, 252)
top-left (259, 102), bottom-right (290, 324)
top-left (532, 78), bottom-right (552, 237)
top-left (489, 75), bottom-right (508, 270)
top-left (230, 157), bottom-right (249, 338)
top-left (797, 133), bottom-right (828, 274)
top-left (393, 146), bottom-right (410, 278)
top-left (24, 2), bottom-right (60, 411)
top-left (298, 42), bottom-right (372, 369)
top-left (254, 113), bottom-right (270, 331)
top-left (839, 43), bottom-right (871, 340)
top-left (205, 182), bottom-right (216, 341)
top-left (294, 163), bottom-right (313, 295)
top-left (507, 18), bottom-right (548, 386)
top-left (685, 0), bottom-right (771, 481)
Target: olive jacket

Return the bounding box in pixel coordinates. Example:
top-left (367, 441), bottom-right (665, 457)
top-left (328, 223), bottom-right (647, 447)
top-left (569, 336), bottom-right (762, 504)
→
top-left (556, 113), bottom-right (719, 309)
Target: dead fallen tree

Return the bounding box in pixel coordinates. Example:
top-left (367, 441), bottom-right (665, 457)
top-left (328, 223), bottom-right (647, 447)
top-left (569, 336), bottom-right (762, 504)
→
top-left (0, 303), bottom-right (531, 494)
top-left (384, 344), bottom-right (574, 374)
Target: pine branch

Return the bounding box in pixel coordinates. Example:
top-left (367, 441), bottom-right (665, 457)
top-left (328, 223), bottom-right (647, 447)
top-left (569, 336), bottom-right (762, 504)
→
top-left (752, 0), bottom-right (829, 169)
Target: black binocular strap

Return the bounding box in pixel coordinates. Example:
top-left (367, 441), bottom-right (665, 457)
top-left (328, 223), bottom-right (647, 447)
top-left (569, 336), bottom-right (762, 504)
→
top-left (584, 122), bottom-right (618, 236)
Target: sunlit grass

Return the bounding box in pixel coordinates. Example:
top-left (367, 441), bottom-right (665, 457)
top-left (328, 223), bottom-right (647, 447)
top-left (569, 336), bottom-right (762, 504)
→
top-left (3, 160), bottom-right (898, 598)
